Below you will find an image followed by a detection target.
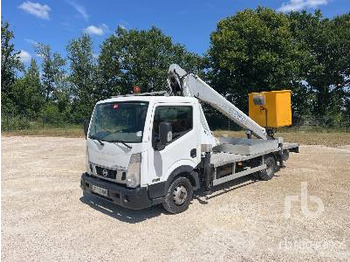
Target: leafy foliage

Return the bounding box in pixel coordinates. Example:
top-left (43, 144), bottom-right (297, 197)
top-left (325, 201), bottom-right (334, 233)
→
top-left (208, 7), bottom-right (302, 112)
top-left (97, 26), bottom-right (202, 97)
top-left (1, 20), bottom-right (23, 114)
top-left (12, 59), bottom-right (45, 118)
top-left (35, 43), bottom-right (66, 100)
top-left (1, 10), bottom-right (350, 129)
top-left (66, 34), bottom-right (97, 122)
top-left (288, 11), bottom-right (350, 126)
top-left (207, 8), bottom-right (350, 126)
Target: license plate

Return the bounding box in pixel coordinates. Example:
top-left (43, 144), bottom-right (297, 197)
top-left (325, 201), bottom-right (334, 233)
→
top-left (91, 185), bottom-right (108, 197)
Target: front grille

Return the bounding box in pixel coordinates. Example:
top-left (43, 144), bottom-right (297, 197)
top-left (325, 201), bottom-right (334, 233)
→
top-left (95, 166), bottom-right (117, 179)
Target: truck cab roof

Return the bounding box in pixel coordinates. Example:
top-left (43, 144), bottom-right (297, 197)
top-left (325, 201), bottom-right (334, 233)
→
top-left (97, 95), bottom-right (199, 105)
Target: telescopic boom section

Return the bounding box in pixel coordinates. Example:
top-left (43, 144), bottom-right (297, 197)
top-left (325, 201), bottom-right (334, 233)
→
top-left (167, 64), bottom-right (269, 140)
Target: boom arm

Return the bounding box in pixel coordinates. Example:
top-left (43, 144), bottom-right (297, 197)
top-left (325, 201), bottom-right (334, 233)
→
top-left (168, 64), bottom-right (269, 140)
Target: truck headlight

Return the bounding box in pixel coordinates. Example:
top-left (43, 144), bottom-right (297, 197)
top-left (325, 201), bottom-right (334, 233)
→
top-left (126, 153), bottom-right (141, 188)
top-left (85, 147), bottom-right (90, 173)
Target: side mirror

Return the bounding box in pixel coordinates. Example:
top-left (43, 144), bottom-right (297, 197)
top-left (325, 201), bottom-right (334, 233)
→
top-left (158, 122), bottom-right (172, 150)
top-left (83, 119), bottom-right (90, 139)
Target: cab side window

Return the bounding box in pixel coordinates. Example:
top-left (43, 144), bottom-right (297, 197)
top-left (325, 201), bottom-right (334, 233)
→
top-left (153, 106), bottom-right (193, 144)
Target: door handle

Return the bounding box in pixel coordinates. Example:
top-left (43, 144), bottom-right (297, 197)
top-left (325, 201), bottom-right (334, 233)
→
top-left (190, 148), bottom-right (197, 158)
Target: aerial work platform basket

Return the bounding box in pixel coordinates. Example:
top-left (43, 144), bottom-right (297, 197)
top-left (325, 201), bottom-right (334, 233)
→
top-left (248, 90), bottom-right (292, 128)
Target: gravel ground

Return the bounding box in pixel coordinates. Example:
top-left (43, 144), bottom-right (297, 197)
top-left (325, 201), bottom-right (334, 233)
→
top-left (2, 136), bottom-right (350, 261)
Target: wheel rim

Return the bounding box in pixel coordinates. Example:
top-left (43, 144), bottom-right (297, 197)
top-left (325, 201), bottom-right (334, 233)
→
top-left (173, 185), bottom-right (188, 205)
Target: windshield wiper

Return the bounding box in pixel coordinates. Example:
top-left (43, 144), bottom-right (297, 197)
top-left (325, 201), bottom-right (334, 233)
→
top-left (89, 135), bottom-right (104, 146)
top-left (109, 139), bottom-right (132, 149)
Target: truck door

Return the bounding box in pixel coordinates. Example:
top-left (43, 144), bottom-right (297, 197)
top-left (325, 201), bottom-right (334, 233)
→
top-left (148, 103), bottom-right (200, 184)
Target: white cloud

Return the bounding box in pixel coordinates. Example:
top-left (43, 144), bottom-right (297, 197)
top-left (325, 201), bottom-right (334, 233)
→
top-left (18, 50), bottom-right (32, 63)
top-left (118, 20), bottom-right (129, 30)
top-left (18, 1), bottom-right (51, 20)
top-left (278, 0), bottom-right (328, 12)
top-left (67, 1), bottom-right (89, 20)
top-left (25, 38), bottom-right (38, 46)
top-left (83, 24), bottom-right (108, 36)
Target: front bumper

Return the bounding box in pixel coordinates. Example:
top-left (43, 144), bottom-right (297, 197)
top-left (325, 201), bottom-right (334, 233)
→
top-left (81, 172), bottom-right (159, 210)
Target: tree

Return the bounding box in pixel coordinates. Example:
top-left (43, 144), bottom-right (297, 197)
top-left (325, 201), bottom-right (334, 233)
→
top-left (97, 26), bottom-right (202, 98)
top-left (288, 11), bottom-right (350, 126)
top-left (1, 20), bottom-right (23, 114)
top-left (35, 43), bottom-right (70, 124)
top-left (66, 34), bottom-right (96, 123)
top-left (207, 7), bottom-right (302, 113)
top-left (331, 13), bottom-right (350, 127)
top-left (35, 43), bottom-right (66, 100)
top-left (12, 59), bottom-right (45, 118)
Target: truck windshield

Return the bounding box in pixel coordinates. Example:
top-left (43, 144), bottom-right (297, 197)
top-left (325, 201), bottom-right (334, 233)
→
top-left (88, 102), bottom-right (149, 143)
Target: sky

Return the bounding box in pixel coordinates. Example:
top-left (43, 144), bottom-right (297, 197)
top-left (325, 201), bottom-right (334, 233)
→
top-left (2, 0), bottom-right (350, 65)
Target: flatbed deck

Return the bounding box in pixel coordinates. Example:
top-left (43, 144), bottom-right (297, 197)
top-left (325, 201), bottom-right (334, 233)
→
top-left (211, 142), bottom-right (299, 167)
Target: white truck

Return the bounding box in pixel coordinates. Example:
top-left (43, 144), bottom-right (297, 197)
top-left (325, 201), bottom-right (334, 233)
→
top-left (81, 64), bottom-right (299, 214)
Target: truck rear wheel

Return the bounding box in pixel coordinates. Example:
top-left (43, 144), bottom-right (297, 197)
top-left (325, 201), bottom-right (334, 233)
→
top-left (258, 156), bottom-right (276, 181)
top-left (162, 176), bottom-right (193, 214)
top-left (282, 150), bottom-right (290, 161)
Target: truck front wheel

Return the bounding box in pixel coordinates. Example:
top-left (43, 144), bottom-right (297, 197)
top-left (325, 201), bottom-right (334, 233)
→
top-left (162, 176), bottom-right (193, 214)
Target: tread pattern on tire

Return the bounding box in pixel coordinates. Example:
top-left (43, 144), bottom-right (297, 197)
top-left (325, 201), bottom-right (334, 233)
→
top-left (259, 156), bottom-right (276, 181)
top-left (162, 176), bottom-right (193, 214)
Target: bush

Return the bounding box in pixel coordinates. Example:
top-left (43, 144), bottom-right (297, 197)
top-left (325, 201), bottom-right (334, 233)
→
top-left (42, 103), bottom-right (71, 125)
top-left (1, 114), bottom-right (30, 131)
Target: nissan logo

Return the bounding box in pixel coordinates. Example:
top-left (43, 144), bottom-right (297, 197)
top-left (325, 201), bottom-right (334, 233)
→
top-left (102, 169), bottom-right (108, 177)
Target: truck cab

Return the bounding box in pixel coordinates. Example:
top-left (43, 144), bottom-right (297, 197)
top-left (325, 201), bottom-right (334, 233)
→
top-left (81, 95), bottom-right (208, 213)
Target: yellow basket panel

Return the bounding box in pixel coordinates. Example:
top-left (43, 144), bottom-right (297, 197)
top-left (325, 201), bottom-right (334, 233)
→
top-left (249, 90), bottom-right (292, 128)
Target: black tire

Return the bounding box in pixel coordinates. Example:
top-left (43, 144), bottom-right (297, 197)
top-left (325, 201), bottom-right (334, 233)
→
top-left (282, 150), bottom-right (290, 161)
top-left (162, 176), bottom-right (193, 214)
top-left (258, 156), bottom-right (276, 181)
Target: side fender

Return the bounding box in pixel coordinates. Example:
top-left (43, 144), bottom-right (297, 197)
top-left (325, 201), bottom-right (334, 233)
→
top-left (148, 165), bottom-right (200, 199)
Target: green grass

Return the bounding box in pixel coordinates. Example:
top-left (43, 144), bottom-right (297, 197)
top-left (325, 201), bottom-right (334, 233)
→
top-left (213, 130), bottom-right (350, 147)
top-left (2, 125), bottom-right (84, 138)
top-left (2, 124), bottom-right (349, 147)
